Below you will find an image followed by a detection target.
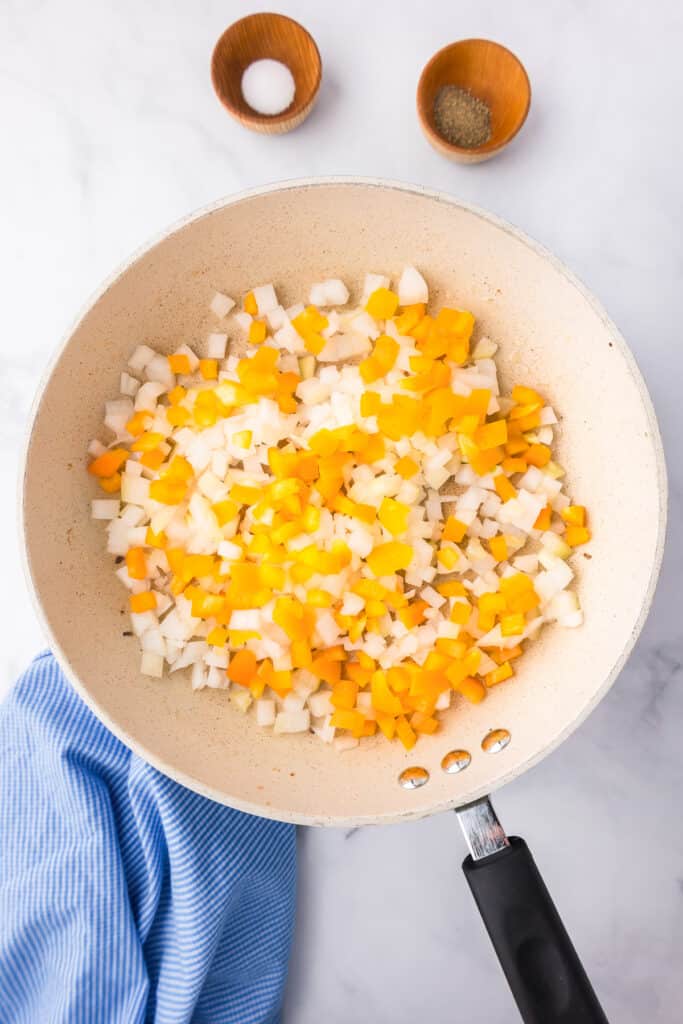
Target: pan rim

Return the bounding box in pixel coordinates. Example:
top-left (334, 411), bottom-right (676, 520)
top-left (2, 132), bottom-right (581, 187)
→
top-left (18, 176), bottom-right (668, 826)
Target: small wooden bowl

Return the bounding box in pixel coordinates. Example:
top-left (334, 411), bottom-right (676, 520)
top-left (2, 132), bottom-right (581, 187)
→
top-left (211, 13), bottom-right (322, 134)
top-left (417, 39), bottom-right (530, 163)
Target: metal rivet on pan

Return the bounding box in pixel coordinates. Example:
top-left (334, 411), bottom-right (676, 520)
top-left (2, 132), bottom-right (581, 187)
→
top-left (398, 766), bottom-right (430, 790)
top-left (481, 728), bottom-right (511, 753)
top-left (441, 749), bottom-right (472, 774)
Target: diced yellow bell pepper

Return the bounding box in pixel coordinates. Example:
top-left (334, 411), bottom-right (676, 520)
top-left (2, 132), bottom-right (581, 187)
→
top-left (565, 525), bottom-right (591, 547)
top-left (371, 670), bottom-right (402, 715)
top-left (366, 541), bottom-right (412, 576)
top-left (167, 406), bottom-right (190, 427)
top-left (500, 613), bottom-right (525, 637)
top-left (561, 505), bottom-right (586, 527)
top-left (149, 479), bottom-right (187, 505)
top-left (164, 455), bottom-right (193, 481)
top-left (456, 676), bottom-right (487, 703)
top-left (394, 303), bottom-right (425, 335)
top-left (486, 662), bottom-right (514, 687)
top-left (375, 712), bottom-right (396, 740)
top-left (395, 716), bottom-right (417, 750)
top-left (207, 626), bottom-right (228, 647)
top-left (450, 599), bottom-right (471, 625)
top-left (378, 497), bottom-right (409, 536)
top-left (474, 419), bottom-right (508, 450)
top-left (366, 287), bottom-right (399, 319)
top-left (248, 320), bottom-right (267, 345)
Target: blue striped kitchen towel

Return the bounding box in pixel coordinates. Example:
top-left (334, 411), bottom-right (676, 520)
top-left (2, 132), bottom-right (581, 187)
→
top-left (0, 652), bottom-right (296, 1024)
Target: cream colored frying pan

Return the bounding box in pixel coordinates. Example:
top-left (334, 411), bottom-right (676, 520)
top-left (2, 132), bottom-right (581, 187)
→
top-left (21, 179), bottom-right (666, 1023)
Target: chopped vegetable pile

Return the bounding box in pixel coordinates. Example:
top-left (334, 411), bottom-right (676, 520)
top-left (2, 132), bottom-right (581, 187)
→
top-left (89, 268), bottom-right (591, 752)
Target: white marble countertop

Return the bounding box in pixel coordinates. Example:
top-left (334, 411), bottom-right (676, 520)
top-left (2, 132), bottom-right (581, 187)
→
top-left (2, 1), bottom-right (682, 1020)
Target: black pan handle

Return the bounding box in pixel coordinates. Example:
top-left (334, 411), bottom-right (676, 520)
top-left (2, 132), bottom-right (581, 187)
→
top-left (463, 837), bottom-right (609, 1023)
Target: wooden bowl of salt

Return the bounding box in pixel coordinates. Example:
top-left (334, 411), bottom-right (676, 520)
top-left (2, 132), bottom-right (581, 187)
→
top-left (417, 38), bottom-right (531, 163)
top-left (211, 13), bottom-right (322, 135)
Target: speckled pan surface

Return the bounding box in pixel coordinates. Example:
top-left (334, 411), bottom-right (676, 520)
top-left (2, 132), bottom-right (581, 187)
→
top-left (21, 179), bottom-right (666, 826)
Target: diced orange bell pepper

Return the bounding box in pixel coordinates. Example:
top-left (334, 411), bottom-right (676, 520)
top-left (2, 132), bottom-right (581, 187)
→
top-left (99, 473), bottom-right (121, 493)
top-left (502, 456), bottom-right (527, 474)
top-left (331, 679), bottom-right (358, 710)
top-left (371, 670), bottom-right (402, 715)
top-left (330, 709), bottom-right (366, 737)
top-left (88, 448), bottom-right (129, 478)
top-left (488, 535), bottom-right (508, 562)
top-left (494, 474), bottom-right (517, 502)
top-left (228, 649), bottom-right (257, 686)
top-left (125, 411), bottom-right (152, 436)
top-left (410, 711), bottom-right (439, 735)
top-left (525, 443), bottom-right (551, 468)
top-left (130, 591), bottom-right (156, 613)
top-left (199, 358), bottom-right (218, 380)
top-left (125, 547), bottom-right (147, 580)
top-left (395, 455), bottom-right (419, 479)
top-left (168, 385), bottom-right (186, 405)
top-left (311, 653), bottom-right (342, 686)
top-left (533, 504), bottom-right (552, 530)
top-left (512, 385), bottom-right (543, 406)
top-left (140, 449), bottom-right (165, 470)
top-left (168, 353), bottom-right (191, 375)
top-left (443, 516), bottom-right (468, 543)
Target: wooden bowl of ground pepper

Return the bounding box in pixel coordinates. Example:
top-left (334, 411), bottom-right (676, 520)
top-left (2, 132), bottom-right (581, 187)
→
top-left (417, 38), bottom-right (530, 163)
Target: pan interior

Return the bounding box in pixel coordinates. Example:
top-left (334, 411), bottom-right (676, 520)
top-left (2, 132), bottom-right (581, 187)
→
top-left (22, 181), bottom-right (665, 825)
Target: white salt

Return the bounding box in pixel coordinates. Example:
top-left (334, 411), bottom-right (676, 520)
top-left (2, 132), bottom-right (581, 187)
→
top-left (241, 59), bottom-right (296, 116)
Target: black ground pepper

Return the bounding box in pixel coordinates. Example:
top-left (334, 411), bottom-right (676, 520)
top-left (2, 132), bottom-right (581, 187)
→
top-left (433, 85), bottom-right (491, 148)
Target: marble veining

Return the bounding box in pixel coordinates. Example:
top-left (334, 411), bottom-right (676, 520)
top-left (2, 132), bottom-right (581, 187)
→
top-left (1, 1), bottom-right (681, 1021)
